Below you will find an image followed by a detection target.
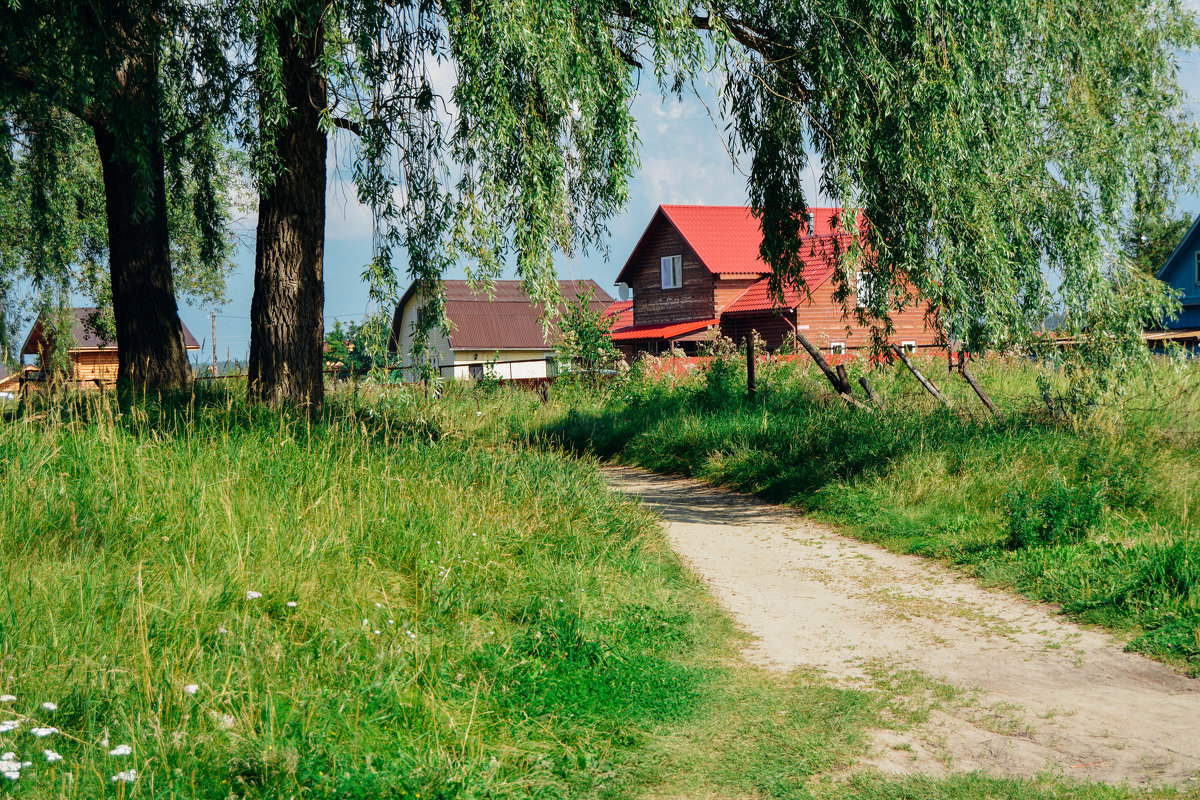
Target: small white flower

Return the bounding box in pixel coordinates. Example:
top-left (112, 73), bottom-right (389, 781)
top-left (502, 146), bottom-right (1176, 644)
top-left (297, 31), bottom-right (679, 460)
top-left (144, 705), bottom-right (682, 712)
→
top-left (100, 737), bottom-right (109, 747)
top-left (30, 727), bottom-right (57, 738)
top-left (109, 744), bottom-right (132, 757)
top-left (246, 591), bottom-right (262, 600)
top-left (43, 749), bottom-right (62, 763)
top-left (387, 619), bottom-right (394, 625)
top-left (373, 630), bottom-right (381, 635)
top-left (0, 721), bottom-right (19, 733)
top-left (0, 695), bottom-right (14, 703)
top-left (40, 702), bottom-right (57, 712)
top-left (1, 753), bottom-right (12, 760)
top-left (286, 601), bottom-right (298, 608)
top-left (2, 771), bottom-right (17, 781)
top-left (218, 627), bottom-right (228, 635)
top-left (374, 602), bottom-right (381, 608)
top-left (183, 684), bottom-right (199, 696)
top-left (110, 769), bottom-right (137, 783)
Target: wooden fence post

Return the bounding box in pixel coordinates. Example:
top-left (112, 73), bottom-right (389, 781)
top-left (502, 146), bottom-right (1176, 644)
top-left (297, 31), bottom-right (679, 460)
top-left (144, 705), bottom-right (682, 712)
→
top-left (858, 375), bottom-right (881, 404)
top-left (957, 352), bottom-right (1000, 419)
top-left (893, 345), bottom-right (951, 407)
top-left (745, 334), bottom-right (756, 396)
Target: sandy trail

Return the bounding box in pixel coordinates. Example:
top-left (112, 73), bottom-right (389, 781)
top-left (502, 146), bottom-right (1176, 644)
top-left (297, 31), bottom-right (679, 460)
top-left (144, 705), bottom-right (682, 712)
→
top-left (605, 466), bottom-right (1200, 788)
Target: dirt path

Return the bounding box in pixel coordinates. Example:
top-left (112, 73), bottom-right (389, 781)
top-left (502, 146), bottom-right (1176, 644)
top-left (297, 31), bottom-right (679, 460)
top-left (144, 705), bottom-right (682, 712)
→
top-left (605, 466), bottom-right (1200, 788)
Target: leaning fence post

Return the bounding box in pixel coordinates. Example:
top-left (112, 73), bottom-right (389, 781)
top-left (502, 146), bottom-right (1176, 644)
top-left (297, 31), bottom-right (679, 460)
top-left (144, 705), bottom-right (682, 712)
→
top-left (893, 345), bottom-right (951, 407)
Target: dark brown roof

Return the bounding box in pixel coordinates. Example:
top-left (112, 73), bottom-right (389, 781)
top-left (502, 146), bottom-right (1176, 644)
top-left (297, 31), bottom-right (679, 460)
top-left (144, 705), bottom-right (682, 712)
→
top-left (21, 307), bottom-right (201, 355)
top-left (395, 280), bottom-right (613, 351)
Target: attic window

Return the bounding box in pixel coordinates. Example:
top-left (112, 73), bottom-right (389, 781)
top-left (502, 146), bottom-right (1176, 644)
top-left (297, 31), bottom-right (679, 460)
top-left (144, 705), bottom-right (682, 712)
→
top-left (1194, 252), bottom-right (1200, 287)
top-left (830, 342), bottom-right (846, 355)
top-left (661, 255), bottom-right (683, 290)
top-left (856, 271), bottom-right (876, 308)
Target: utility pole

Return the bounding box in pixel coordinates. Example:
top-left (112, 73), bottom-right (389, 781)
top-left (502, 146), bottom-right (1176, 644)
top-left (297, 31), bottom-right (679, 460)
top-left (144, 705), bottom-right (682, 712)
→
top-left (211, 311), bottom-right (218, 376)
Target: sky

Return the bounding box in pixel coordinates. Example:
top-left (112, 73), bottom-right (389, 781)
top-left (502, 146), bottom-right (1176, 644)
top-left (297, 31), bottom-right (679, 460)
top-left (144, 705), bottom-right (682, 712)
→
top-left (184, 43), bottom-right (1200, 366)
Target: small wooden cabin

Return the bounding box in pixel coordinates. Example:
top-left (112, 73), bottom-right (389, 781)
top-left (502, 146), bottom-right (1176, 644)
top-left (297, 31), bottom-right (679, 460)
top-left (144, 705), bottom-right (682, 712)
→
top-left (19, 307), bottom-right (201, 388)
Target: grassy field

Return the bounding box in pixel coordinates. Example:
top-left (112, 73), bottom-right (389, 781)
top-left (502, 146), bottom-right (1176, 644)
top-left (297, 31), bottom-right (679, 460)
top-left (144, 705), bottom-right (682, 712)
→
top-left (529, 352), bottom-right (1200, 673)
top-left (0, 384), bottom-right (1193, 799)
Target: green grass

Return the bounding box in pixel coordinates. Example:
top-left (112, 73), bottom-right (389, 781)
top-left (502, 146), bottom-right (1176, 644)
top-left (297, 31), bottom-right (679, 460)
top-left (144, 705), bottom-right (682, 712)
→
top-left (0, 383), bottom-right (1193, 799)
top-left (528, 354), bottom-right (1200, 672)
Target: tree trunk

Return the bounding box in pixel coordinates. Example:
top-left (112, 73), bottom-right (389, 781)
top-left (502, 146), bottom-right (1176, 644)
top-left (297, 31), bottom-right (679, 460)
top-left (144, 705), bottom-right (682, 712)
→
top-left (92, 76), bottom-right (190, 391)
top-left (248, 16), bottom-right (326, 409)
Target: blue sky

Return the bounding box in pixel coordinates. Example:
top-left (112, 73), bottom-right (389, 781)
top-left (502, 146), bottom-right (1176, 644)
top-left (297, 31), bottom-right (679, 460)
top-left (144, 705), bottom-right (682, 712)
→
top-left (186, 46), bottom-right (1200, 365)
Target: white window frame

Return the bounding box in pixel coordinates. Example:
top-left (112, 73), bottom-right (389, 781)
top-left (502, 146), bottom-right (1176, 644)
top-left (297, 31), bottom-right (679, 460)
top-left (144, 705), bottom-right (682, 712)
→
top-left (901, 340), bottom-right (917, 354)
top-left (830, 342), bottom-right (846, 355)
top-left (661, 255), bottom-right (683, 290)
top-left (856, 271), bottom-right (874, 308)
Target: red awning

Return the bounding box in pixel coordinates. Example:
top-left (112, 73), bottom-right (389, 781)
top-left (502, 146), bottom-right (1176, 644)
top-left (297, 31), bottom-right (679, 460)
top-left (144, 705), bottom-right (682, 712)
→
top-left (610, 318), bottom-right (719, 341)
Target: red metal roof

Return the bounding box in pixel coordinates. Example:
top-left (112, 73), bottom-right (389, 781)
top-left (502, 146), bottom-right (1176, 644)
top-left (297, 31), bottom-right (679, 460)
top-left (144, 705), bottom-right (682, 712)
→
top-left (602, 300), bottom-right (633, 329)
top-left (722, 235), bottom-right (848, 313)
top-left (616, 205), bottom-right (854, 283)
top-left (610, 318), bottom-right (719, 341)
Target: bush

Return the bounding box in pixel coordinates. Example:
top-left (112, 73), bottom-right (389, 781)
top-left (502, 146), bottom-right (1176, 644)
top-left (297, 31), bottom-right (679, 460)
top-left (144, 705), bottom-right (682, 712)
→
top-left (1003, 480), bottom-right (1105, 550)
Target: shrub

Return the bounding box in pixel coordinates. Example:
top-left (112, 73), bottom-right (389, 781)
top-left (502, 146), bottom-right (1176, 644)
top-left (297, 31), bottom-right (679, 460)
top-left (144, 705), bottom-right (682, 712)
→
top-left (1003, 480), bottom-right (1105, 550)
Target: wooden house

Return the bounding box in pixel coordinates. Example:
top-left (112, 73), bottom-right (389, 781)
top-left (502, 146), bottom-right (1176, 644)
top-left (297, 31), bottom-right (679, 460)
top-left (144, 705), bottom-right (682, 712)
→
top-left (1152, 214), bottom-right (1200, 340)
top-left (609, 205), bottom-right (937, 357)
top-left (388, 280), bottom-right (613, 380)
top-left (19, 307), bottom-right (201, 388)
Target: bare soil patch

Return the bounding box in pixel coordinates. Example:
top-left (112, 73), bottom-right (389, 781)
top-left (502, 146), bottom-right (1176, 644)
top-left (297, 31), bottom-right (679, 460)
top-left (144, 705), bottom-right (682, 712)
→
top-left (605, 466), bottom-right (1200, 788)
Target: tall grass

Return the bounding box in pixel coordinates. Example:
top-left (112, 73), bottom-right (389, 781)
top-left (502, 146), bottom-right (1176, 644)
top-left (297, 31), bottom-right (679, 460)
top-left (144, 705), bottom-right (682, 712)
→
top-left (0, 387), bottom-right (721, 798)
top-left (531, 353), bottom-right (1200, 671)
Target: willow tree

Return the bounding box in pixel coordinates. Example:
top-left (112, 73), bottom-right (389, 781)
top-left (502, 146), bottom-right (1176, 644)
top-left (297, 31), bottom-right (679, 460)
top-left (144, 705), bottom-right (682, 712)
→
top-left (0, 0), bottom-right (236, 389)
top-left (701, 0), bottom-right (1198, 356)
top-left (242, 0), bottom-right (673, 407)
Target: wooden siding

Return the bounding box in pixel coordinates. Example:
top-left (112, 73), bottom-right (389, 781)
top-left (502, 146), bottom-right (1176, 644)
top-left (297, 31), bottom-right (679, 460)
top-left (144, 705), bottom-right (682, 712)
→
top-left (713, 276), bottom-right (759, 314)
top-left (721, 313), bottom-right (795, 350)
top-left (625, 224), bottom-right (716, 325)
top-left (70, 349), bottom-right (119, 386)
top-left (793, 277), bottom-right (936, 351)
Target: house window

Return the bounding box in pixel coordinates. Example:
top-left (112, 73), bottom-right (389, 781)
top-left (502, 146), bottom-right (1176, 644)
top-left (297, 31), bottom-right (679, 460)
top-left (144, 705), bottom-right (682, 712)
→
top-left (661, 255), bottom-right (683, 290)
top-left (830, 342), bottom-right (846, 355)
top-left (1194, 252), bottom-right (1200, 286)
top-left (856, 272), bottom-right (874, 308)
top-left (901, 341), bottom-right (916, 354)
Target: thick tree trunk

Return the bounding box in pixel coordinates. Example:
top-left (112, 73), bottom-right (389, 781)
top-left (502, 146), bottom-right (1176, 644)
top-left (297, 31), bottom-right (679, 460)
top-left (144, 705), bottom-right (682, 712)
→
top-left (247, 17), bottom-right (326, 409)
top-left (93, 85), bottom-right (190, 391)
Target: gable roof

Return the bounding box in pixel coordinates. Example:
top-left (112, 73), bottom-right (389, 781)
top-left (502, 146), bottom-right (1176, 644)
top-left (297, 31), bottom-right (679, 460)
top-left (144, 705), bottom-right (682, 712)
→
top-left (394, 279), bottom-right (614, 351)
top-left (21, 307), bottom-right (200, 355)
top-left (615, 205), bottom-right (852, 284)
top-left (721, 235), bottom-right (847, 314)
top-left (1156, 212), bottom-right (1200, 281)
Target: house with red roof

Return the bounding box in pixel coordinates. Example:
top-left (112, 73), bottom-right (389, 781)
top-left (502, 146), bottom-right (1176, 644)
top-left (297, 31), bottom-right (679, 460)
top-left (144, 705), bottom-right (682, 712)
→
top-left (609, 205), bottom-right (937, 357)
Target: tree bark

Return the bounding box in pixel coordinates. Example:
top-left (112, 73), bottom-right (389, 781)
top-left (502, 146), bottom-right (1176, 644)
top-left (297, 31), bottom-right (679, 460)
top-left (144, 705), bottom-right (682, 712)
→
top-left (92, 67), bottom-right (191, 391)
top-left (248, 16), bottom-right (326, 409)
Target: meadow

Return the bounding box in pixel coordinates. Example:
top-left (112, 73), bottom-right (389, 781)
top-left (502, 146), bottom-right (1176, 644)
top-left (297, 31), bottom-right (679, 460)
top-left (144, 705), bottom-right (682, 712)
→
top-left (531, 350), bottom-right (1200, 672)
top-left (0, 382), bottom-right (1194, 799)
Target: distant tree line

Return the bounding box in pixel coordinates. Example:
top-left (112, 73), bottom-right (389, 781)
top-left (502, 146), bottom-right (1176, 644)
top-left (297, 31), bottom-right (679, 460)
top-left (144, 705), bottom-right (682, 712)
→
top-left (2, 0), bottom-right (1198, 408)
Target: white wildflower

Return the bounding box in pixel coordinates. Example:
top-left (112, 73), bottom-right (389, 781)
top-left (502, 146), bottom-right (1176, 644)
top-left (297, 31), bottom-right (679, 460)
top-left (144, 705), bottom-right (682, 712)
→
top-left (246, 591), bottom-right (262, 600)
top-left (183, 684), bottom-right (199, 696)
top-left (40, 702), bottom-right (57, 712)
top-left (0, 721), bottom-right (19, 733)
top-left (109, 744), bottom-right (132, 757)
top-left (43, 749), bottom-right (62, 762)
top-left (1, 753), bottom-right (12, 760)
top-left (30, 727), bottom-right (57, 738)
top-left (286, 601), bottom-right (297, 608)
top-left (110, 769), bottom-right (137, 783)
top-left (218, 627), bottom-right (228, 635)
top-left (373, 630), bottom-right (381, 635)
top-left (100, 737), bottom-right (109, 747)
top-left (0, 695), bottom-right (14, 703)
top-left (2, 771), bottom-right (17, 781)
